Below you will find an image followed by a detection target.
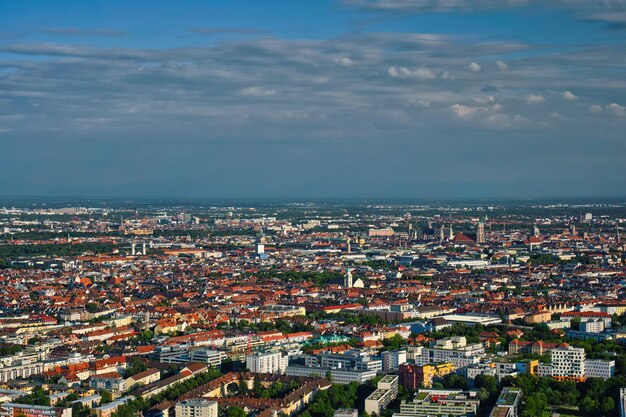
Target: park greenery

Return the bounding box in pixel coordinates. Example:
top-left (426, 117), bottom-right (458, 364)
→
top-left (0, 242), bottom-right (115, 267)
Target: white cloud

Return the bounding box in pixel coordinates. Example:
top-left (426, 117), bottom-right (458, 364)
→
top-left (468, 62), bottom-right (481, 72)
top-left (562, 91), bottom-right (577, 100)
top-left (589, 104), bottom-right (603, 114)
top-left (335, 57), bottom-right (354, 66)
top-left (451, 104), bottom-right (480, 119)
top-left (388, 66), bottom-right (436, 79)
top-left (496, 60), bottom-right (508, 70)
top-left (607, 103), bottom-right (626, 117)
top-left (526, 94), bottom-right (545, 104)
top-left (240, 86), bottom-right (276, 97)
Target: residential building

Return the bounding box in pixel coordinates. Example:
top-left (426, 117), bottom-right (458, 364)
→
top-left (489, 387), bottom-right (522, 417)
top-left (364, 375), bottom-right (399, 416)
top-left (580, 319), bottom-right (605, 334)
top-left (0, 403), bottom-right (72, 417)
top-left (246, 352), bottom-right (288, 374)
top-left (175, 399), bottom-right (218, 417)
top-left (382, 350), bottom-right (407, 372)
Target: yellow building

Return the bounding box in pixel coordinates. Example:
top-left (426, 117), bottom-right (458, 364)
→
top-left (421, 363), bottom-right (456, 387)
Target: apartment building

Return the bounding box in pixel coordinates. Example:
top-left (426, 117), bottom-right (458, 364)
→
top-left (382, 350), bottom-right (407, 372)
top-left (0, 362), bottom-right (45, 383)
top-left (364, 375), bottom-right (399, 416)
top-left (489, 387), bottom-right (522, 417)
top-left (0, 403), bottom-right (72, 417)
top-left (175, 399), bottom-right (218, 417)
top-left (246, 352), bottom-right (288, 374)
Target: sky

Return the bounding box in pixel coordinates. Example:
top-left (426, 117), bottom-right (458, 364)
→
top-left (1, 0), bottom-right (626, 200)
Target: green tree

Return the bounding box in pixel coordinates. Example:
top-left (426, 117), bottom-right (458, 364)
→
top-left (99, 390), bottom-right (112, 404)
top-left (225, 406), bottom-right (247, 417)
top-left (521, 392), bottom-right (549, 417)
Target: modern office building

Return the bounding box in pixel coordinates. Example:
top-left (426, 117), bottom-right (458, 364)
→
top-left (318, 350), bottom-right (382, 372)
top-left (393, 389), bottom-right (480, 417)
top-left (551, 345), bottom-right (585, 382)
top-left (285, 365), bottom-right (376, 384)
top-left (585, 359), bottom-right (615, 379)
top-left (189, 350), bottom-right (227, 368)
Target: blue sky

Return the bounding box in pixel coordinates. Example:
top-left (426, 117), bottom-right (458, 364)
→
top-left (1, 0), bottom-right (626, 199)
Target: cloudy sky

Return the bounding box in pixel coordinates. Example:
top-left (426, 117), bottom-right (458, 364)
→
top-left (1, 0), bottom-right (626, 199)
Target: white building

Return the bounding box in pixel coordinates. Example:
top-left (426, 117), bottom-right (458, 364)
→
top-left (189, 349), bottom-right (227, 368)
top-left (0, 362), bottom-right (45, 383)
top-left (246, 352), bottom-right (288, 374)
top-left (364, 375), bottom-right (399, 416)
top-left (620, 388), bottom-right (626, 417)
top-left (551, 345), bottom-right (585, 381)
top-left (585, 359), bottom-right (615, 379)
top-left (382, 350), bottom-right (407, 372)
top-left (285, 365), bottom-right (376, 384)
top-left (415, 337), bottom-right (483, 373)
top-left (580, 319), bottom-right (605, 334)
top-left (175, 399), bottom-right (218, 417)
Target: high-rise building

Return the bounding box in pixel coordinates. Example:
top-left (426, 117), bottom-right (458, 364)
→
top-left (476, 222), bottom-right (485, 244)
top-left (382, 350), bottom-right (407, 372)
top-left (246, 351), bottom-right (288, 374)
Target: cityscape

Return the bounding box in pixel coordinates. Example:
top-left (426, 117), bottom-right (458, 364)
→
top-left (2, 1), bottom-right (626, 417)
top-left (0, 200), bottom-right (624, 417)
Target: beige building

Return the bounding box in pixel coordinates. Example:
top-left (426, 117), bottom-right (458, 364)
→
top-left (175, 399), bottom-right (218, 417)
top-left (365, 375), bottom-right (399, 416)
